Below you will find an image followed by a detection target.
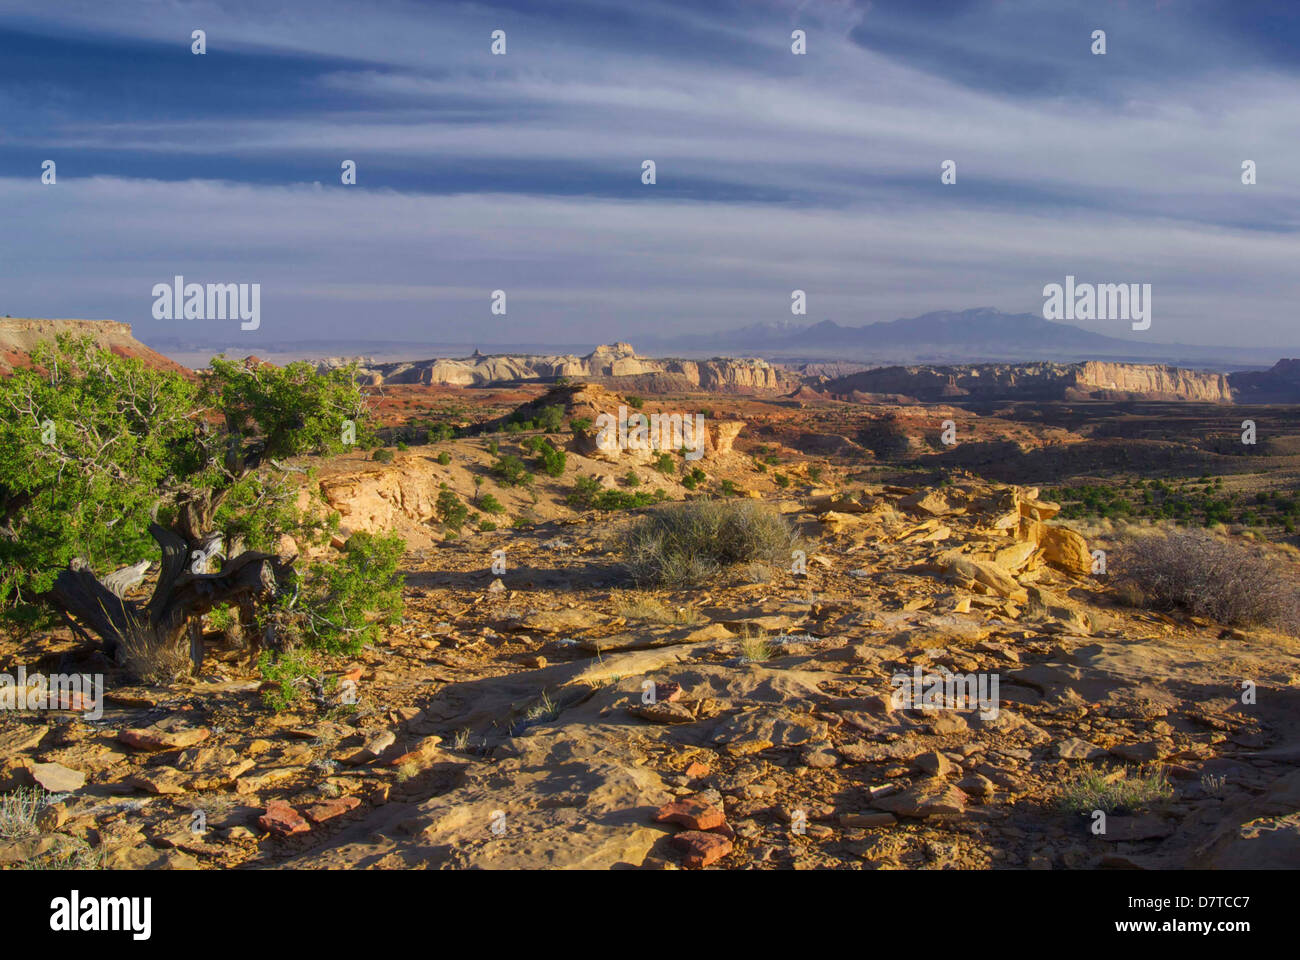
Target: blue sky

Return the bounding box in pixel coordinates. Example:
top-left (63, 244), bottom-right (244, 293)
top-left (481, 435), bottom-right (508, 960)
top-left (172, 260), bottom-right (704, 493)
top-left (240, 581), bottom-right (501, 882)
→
top-left (1, 0), bottom-right (1298, 349)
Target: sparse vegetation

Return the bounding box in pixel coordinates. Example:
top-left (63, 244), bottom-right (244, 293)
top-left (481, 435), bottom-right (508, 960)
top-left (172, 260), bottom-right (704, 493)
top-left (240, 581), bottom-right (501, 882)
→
top-left (491, 454), bottom-right (533, 487)
top-left (619, 499), bottom-right (798, 587)
top-left (0, 786), bottom-right (45, 839)
top-left (436, 489), bottom-right (469, 531)
top-left (611, 592), bottom-right (702, 625)
top-left (1113, 529), bottom-right (1300, 633)
top-left (1056, 765), bottom-right (1173, 815)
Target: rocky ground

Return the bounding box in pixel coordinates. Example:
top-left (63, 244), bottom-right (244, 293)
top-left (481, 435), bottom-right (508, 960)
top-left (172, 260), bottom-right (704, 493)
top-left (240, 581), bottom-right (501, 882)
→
top-left (4, 440), bottom-right (1299, 869)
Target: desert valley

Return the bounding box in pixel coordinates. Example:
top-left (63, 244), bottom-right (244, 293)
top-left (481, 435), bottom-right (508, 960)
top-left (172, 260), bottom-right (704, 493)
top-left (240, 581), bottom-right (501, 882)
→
top-left (2, 317), bottom-right (1299, 873)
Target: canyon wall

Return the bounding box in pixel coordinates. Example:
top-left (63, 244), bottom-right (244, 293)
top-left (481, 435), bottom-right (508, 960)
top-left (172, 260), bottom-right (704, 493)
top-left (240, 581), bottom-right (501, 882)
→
top-left (0, 318), bottom-right (191, 375)
top-left (318, 342), bottom-right (789, 392)
top-left (826, 361), bottom-right (1233, 403)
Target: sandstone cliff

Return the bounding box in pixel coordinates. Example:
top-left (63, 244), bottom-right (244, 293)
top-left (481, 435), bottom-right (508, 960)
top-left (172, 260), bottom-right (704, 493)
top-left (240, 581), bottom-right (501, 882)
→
top-left (1227, 359), bottom-right (1300, 403)
top-left (0, 318), bottom-right (191, 376)
top-left (316, 343), bottom-right (788, 393)
top-left (826, 361), bottom-right (1232, 403)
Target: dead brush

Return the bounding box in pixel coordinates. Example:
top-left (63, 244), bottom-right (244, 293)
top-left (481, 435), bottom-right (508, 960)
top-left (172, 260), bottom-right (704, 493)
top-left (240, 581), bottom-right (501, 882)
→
top-left (1111, 529), bottom-right (1300, 634)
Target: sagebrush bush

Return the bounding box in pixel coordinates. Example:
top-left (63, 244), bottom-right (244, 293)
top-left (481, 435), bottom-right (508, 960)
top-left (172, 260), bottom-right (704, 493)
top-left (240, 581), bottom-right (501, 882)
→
top-left (1113, 529), bottom-right (1300, 633)
top-left (619, 500), bottom-right (799, 587)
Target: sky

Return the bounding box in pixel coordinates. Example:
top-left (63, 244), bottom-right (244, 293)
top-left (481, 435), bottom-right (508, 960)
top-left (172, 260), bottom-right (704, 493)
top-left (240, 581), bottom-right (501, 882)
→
top-left (1, 0), bottom-right (1298, 350)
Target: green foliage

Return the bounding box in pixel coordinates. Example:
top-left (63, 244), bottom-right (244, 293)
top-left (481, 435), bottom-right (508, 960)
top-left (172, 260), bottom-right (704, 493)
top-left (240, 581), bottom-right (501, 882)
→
top-left (536, 405), bottom-right (566, 433)
top-left (570, 417), bottom-right (593, 434)
top-left (373, 448), bottom-right (394, 463)
top-left (479, 519), bottom-right (497, 532)
top-left (0, 337), bottom-right (199, 614)
top-left (257, 648), bottom-right (322, 712)
top-left (267, 531), bottom-right (405, 656)
top-left (436, 490), bottom-right (469, 531)
top-left (491, 454), bottom-right (533, 487)
top-left (478, 493), bottom-right (506, 515)
top-left (623, 470), bottom-right (641, 487)
top-left (653, 453), bottom-right (675, 475)
top-left (567, 475), bottom-right (666, 511)
top-left (719, 479), bottom-right (739, 497)
top-left (681, 467), bottom-right (706, 491)
top-left (0, 338), bottom-right (365, 626)
top-left (534, 439), bottom-right (567, 477)
top-left (625, 396), bottom-right (645, 410)
top-left (436, 451), bottom-right (451, 465)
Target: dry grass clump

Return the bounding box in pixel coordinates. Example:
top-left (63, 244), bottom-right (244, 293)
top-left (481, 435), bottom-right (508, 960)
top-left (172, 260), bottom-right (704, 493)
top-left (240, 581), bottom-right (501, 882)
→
top-left (619, 500), bottom-right (799, 587)
top-left (1112, 529), bottom-right (1300, 634)
top-left (119, 633), bottom-right (194, 684)
top-left (1056, 765), bottom-right (1173, 815)
top-left (611, 592), bottom-right (703, 625)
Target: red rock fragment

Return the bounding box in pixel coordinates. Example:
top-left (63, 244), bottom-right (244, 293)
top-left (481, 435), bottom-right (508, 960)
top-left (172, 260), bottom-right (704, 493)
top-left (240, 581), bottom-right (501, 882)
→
top-left (302, 796), bottom-right (362, 824)
top-left (671, 830), bottom-right (733, 868)
top-left (258, 800), bottom-right (311, 837)
top-left (654, 796), bottom-right (725, 831)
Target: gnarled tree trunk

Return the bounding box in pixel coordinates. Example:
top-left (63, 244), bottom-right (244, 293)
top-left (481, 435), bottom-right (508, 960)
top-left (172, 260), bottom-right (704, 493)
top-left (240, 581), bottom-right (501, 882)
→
top-left (48, 522), bottom-right (291, 674)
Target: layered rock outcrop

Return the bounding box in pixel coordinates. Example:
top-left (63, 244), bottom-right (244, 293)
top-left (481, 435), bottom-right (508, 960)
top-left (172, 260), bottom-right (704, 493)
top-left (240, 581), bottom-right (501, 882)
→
top-left (316, 343), bottom-right (788, 393)
top-left (0, 318), bottom-right (191, 376)
top-left (826, 361), bottom-right (1232, 403)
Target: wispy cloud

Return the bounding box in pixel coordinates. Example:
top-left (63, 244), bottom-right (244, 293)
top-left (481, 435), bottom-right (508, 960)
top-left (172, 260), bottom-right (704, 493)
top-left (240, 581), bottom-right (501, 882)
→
top-left (0, 0), bottom-right (1297, 347)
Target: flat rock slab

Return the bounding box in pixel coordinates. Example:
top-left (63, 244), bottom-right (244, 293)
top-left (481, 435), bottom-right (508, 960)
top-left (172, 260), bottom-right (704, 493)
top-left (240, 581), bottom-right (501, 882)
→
top-left (119, 725), bottom-right (210, 752)
top-left (275, 723), bottom-right (674, 870)
top-left (0, 725), bottom-right (49, 758)
top-left (29, 762), bottom-right (85, 792)
top-left (519, 609), bottom-right (609, 634)
top-left (873, 779), bottom-right (968, 818)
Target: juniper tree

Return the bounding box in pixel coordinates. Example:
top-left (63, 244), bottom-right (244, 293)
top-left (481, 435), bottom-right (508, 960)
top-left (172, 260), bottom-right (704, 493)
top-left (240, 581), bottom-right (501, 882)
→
top-left (0, 336), bottom-right (400, 675)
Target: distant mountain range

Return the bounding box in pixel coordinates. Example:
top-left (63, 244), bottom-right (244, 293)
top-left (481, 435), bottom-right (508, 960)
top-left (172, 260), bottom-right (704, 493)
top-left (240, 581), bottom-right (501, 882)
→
top-left (640, 308), bottom-right (1295, 370)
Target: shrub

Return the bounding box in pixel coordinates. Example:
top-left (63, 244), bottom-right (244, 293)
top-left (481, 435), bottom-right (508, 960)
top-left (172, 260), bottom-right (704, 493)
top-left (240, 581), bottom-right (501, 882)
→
top-left (681, 467), bottom-right (706, 491)
top-left (479, 519), bottom-right (497, 532)
top-left (535, 439), bottom-right (567, 477)
top-left (436, 451), bottom-right (451, 465)
top-left (436, 489), bottom-right (469, 531)
top-left (491, 454), bottom-right (532, 487)
top-left (619, 500), bottom-right (799, 586)
top-left (536, 405), bottom-right (566, 433)
top-left (625, 396), bottom-right (645, 410)
top-left (373, 448), bottom-right (395, 463)
top-left (264, 531), bottom-right (405, 656)
top-left (653, 453), bottom-right (675, 475)
top-left (478, 493), bottom-right (506, 515)
top-left (570, 417), bottom-right (593, 434)
top-left (623, 470), bottom-right (641, 488)
top-left (568, 475), bottom-right (665, 511)
top-left (1112, 530), bottom-right (1300, 633)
